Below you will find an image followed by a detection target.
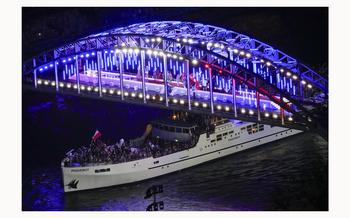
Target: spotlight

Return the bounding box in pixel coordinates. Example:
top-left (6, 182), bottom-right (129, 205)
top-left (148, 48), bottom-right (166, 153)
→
top-left (152, 95), bottom-right (156, 100)
top-left (85, 54), bottom-right (90, 58)
top-left (216, 105), bottom-right (222, 110)
top-left (286, 72), bottom-right (291, 77)
top-left (146, 94), bottom-right (150, 99)
top-left (159, 96), bottom-right (163, 101)
top-left (44, 66), bottom-right (48, 69)
top-left (131, 92), bottom-right (136, 97)
top-left (292, 75), bottom-right (298, 80)
top-left (147, 50), bottom-right (153, 55)
top-left (179, 56), bottom-right (184, 60)
top-left (50, 81), bottom-right (56, 86)
top-left (280, 69), bottom-right (284, 73)
top-left (39, 68), bottom-right (43, 71)
top-left (307, 84), bottom-right (312, 89)
top-left (66, 83), bottom-right (72, 88)
top-left (128, 48), bottom-right (133, 53)
top-left (180, 100), bottom-right (185, 105)
top-left (121, 43), bottom-right (126, 46)
top-left (109, 89), bottom-right (114, 94)
top-left (207, 42), bottom-right (213, 47)
top-left (214, 43), bottom-right (220, 48)
top-left (145, 38), bottom-right (150, 43)
top-left (241, 108), bottom-right (246, 114)
top-left (37, 79), bottom-right (42, 85)
top-left (194, 102), bottom-right (199, 106)
top-left (134, 48), bottom-right (140, 53)
top-left (192, 59), bottom-right (198, 65)
top-left (49, 64), bottom-right (53, 67)
top-left (260, 59), bottom-right (265, 63)
top-left (102, 88), bottom-right (107, 93)
top-left (224, 106), bottom-right (230, 111)
top-left (87, 86), bottom-right (92, 91)
top-left (68, 58), bottom-right (72, 61)
top-left (266, 62), bottom-right (271, 66)
top-left (245, 53), bottom-right (251, 58)
top-left (138, 93), bottom-right (143, 98)
top-left (264, 112), bottom-right (269, 117)
top-left (151, 38), bottom-right (155, 42)
top-left (182, 38), bottom-right (188, 43)
top-left (166, 53), bottom-right (171, 57)
top-left (156, 37), bottom-right (162, 42)
top-left (249, 110), bottom-right (254, 115)
top-left (239, 51), bottom-right (245, 56)
top-left (94, 87), bottom-right (99, 92)
top-left (176, 38), bottom-right (180, 42)
top-left (172, 98), bottom-right (178, 103)
top-left (159, 51), bottom-right (164, 56)
top-left (188, 39), bottom-right (193, 44)
top-left (233, 49), bottom-right (239, 54)
top-left (117, 90), bottom-right (121, 95)
top-left (205, 64), bottom-right (210, 69)
top-left (202, 103), bottom-right (208, 108)
top-left (122, 48), bottom-right (127, 53)
top-left (115, 49), bottom-right (120, 53)
top-left (91, 52), bottom-right (95, 56)
top-left (172, 55), bottom-right (178, 59)
top-left (272, 114), bottom-right (278, 119)
top-left (124, 92), bottom-right (129, 96)
top-left (44, 80), bottom-right (49, 85)
top-left (81, 85), bottom-right (85, 90)
top-left (153, 50), bottom-right (159, 56)
top-left (288, 117), bottom-right (293, 121)
top-left (301, 80), bottom-right (307, 85)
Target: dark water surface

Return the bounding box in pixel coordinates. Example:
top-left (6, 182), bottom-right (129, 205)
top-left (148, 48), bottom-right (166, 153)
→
top-left (22, 91), bottom-right (328, 211)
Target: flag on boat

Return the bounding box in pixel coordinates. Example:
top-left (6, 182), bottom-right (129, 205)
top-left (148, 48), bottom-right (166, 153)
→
top-left (92, 130), bottom-right (102, 142)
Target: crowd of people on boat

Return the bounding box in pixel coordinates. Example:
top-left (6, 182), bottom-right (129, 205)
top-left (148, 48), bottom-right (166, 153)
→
top-left (64, 134), bottom-right (198, 167)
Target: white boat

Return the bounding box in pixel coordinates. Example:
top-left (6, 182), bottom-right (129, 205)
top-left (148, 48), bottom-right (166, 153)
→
top-left (61, 115), bottom-right (302, 192)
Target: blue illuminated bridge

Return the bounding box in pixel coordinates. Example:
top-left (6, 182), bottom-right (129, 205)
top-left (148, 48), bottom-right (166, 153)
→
top-left (23, 21), bottom-right (328, 135)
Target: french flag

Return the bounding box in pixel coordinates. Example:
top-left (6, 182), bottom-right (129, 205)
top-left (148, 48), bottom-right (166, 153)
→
top-left (92, 130), bottom-right (102, 142)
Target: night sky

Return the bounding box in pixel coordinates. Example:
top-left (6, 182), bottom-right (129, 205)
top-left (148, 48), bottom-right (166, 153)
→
top-left (22, 7), bottom-right (328, 76)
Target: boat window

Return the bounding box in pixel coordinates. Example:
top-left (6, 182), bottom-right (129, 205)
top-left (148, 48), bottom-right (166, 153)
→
top-left (217, 134), bottom-right (222, 138)
top-left (176, 128), bottom-right (182, 133)
top-left (163, 126), bottom-right (168, 131)
top-left (229, 131), bottom-right (234, 134)
top-left (223, 132), bottom-right (228, 136)
top-left (210, 139), bottom-right (216, 143)
top-left (183, 128), bottom-right (189, 133)
top-left (217, 137), bottom-right (222, 141)
top-left (169, 126), bottom-right (175, 132)
top-left (241, 127), bottom-right (246, 131)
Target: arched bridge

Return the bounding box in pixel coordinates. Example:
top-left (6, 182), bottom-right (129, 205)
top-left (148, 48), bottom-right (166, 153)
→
top-left (22, 21), bottom-right (328, 135)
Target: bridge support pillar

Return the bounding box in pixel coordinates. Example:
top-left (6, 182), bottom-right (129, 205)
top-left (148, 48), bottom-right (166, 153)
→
top-left (75, 55), bottom-right (80, 94)
top-left (280, 107), bottom-right (285, 125)
top-left (209, 67), bottom-right (214, 114)
top-left (54, 59), bottom-right (59, 92)
top-left (163, 55), bottom-right (168, 107)
top-left (33, 58), bottom-right (37, 88)
top-left (232, 78), bottom-right (237, 117)
top-left (257, 91), bottom-right (261, 121)
top-left (185, 60), bottom-right (191, 110)
top-left (141, 50), bottom-right (147, 104)
top-left (118, 53), bottom-right (124, 100)
top-left (97, 51), bottom-right (103, 97)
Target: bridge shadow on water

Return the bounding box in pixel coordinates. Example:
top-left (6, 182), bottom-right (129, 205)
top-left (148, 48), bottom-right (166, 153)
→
top-left (22, 90), bottom-right (328, 211)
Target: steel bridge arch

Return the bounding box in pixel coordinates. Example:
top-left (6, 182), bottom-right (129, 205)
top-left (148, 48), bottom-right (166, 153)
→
top-left (23, 21), bottom-right (328, 131)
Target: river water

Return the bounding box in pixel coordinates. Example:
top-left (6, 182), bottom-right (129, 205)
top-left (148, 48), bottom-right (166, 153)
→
top-left (22, 91), bottom-right (328, 211)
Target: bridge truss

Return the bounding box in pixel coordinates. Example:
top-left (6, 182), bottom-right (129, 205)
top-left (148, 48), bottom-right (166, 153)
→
top-left (22, 21), bottom-right (328, 131)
